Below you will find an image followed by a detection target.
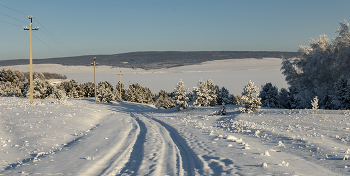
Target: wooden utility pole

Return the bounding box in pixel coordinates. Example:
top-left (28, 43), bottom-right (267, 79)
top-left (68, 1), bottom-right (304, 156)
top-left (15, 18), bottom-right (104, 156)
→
top-left (24, 16), bottom-right (39, 104)
top-left (118, 71), bottom-right (123, 99)
top-left (91, 57), bottom-right (98, 104)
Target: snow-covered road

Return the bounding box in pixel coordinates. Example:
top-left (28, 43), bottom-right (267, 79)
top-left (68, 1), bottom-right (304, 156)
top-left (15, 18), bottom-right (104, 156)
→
top-left (1, 97), bottom-right (350, 175)
top-left (1, 100), bottom-right (220, 175)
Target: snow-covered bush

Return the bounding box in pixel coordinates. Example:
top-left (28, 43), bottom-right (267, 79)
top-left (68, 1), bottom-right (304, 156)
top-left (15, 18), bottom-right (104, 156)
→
top-left (214, 104), bottom-right (227, 115)
top-left (193, 79), bottom-right (217, 107)
top-left (311, 96), bottom-right (319, 114)
top-left (239, 80), bottom-right (261, 113)
top-left (172, 79), bottom-right (189, 110)
top-left (49, 88), bottom-right (69, 104)
top-left (155, 89), bottom-right (176, 109)
top-left (260, 83), bottom-right (279, 108)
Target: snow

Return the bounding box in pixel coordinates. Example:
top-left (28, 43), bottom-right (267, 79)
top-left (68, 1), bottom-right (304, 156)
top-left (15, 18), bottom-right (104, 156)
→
top-left (2, 57), bottom-right (288, 94)
top-left (1, 58), bottom-right (349, 175)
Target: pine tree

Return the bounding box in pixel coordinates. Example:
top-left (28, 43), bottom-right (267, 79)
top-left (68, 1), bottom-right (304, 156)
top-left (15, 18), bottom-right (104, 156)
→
top-left (124, 83), bottom-right (154, 104)
top-left (173, 79), bottom-right (189, 110)
top-left (116, 81), bottom-right (125, 100)
top-left (260, 83), bottom-right (279, 108)
top-left (155, 89), bottom-right (176, 109)
top-left (240, 80), bottom-right (261, 113)
top-left (82, 82), bottom-right (95, 97)
top-left (217, 87), bottom-right (230, 105)
top-left (97, 81), bottom-right (116, 103)
top-left (278, 88), bottom-right (291, 109)
top-left (193, 79), bottom-right (217, 107)
top-left (331, 76), bottom-right (350, 109)
top-left (57, 79), bottom-right (82, 98)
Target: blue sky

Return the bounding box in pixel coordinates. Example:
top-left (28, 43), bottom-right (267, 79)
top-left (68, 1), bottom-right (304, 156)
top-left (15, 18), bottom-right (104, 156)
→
top-left (1, 0), bottom-right (350, 60)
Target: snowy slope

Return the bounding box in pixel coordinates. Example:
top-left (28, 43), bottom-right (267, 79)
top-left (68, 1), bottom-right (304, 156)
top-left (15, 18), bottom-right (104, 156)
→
top-left (1, 97), bottom-right (350, 175)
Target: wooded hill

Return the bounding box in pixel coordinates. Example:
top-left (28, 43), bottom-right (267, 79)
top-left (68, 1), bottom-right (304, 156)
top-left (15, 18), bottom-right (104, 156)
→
top-left (0, 51), bottom-right (297, 70)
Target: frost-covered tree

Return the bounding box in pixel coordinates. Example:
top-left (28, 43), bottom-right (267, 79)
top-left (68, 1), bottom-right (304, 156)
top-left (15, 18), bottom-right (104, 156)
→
top-left (47, 87), bottom-right (68, 104)
top-left (331, 76), bottom-right (350, 109)
top-left (0, 69), bottom-right (25, 97)
top-left (24, 78), bottom-right (52, 99)
top-left (278, 88), bottom-right (291, 109)
top-left (193, 79), bottom-right (217, 107)
top-left (0, 81), bottom-right (22, 97)
top-left (34, 72), bottom-right (45, 80)
top-left (81, 82), bottom-right (95, 97)
top-left (239, 80), bottom-right (261, 113)
top-left (186, 91), bottom-right (195, 102)
top-left (173, 79), bottom-right (189, 110)
top-left (233, 94), bottom-right (244, 105)
top-left (125, 83), bottom-right (154, 104)
top-left (115, 81), bottom-right (126, 100)
top-left (0, 68), bottom-right (25, 83)
top-left (259, 83), bottom-right (279, 108)
top-left (57, 79), bottom-right (83, 98)
top-left (217, 87), bottom-right (230, 105)
top-left (155, 89), bottom-right (176, 109)
top-left (97, 81), bottom-right (116, 103)
top-left (281, 20), bottom-right (350, 109)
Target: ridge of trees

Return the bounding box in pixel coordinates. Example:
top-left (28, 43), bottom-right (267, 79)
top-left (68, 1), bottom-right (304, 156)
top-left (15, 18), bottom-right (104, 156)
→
top-left (0, 51), bottom-right (297, 70)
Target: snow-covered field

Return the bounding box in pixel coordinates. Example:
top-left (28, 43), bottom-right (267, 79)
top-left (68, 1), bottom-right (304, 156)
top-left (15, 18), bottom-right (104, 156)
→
top-left (2, 58), bottom-right (349, 175)
top-left (2, 58), bottom-right (288, 94)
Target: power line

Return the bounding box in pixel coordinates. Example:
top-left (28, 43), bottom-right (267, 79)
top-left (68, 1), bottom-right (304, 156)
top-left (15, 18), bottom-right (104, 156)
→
top-left (0, 3), bottom-right (82, 57)
top-left (0, 3), bottom-right (27, 15)
top-left (0, 19), bottom-right (22, 27)
top-left (34, 18), bottom-right (82, 56)
top-left (33, 34), bottom-right (65, 57)
top-left (0, 12), bottom-right (27, 24)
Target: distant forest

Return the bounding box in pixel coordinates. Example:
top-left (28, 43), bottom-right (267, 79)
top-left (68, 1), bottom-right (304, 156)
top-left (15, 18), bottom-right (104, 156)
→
top-left (0, 51), bottom-right (298, 70)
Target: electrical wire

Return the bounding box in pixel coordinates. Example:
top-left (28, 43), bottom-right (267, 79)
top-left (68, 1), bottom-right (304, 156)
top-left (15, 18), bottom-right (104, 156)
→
top-left (0, 3), bottom-right (27, 15)
top-left (0, 3), bottom-right (82, 57)
top-left (0, 19), bottom-right (22, 27)
top-left (33, 34), bottom-right (65, 57)
top-left (34, 18), bottom-right (82, 56)
top-left (0, 12), bottom-right (27, 24)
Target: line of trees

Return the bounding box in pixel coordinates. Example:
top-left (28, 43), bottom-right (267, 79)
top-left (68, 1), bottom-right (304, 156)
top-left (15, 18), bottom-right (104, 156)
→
top-left (0, 68), bottom-right (262, 112)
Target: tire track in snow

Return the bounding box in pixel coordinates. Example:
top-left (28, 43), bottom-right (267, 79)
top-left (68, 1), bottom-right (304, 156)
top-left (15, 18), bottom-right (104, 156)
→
top-left (113, 113), bottom-right (147, 176)
top-left (148, 115), bottom-right (204, 176)
top-left (135, 114), bottom-right (182, 176)
top-left (112, 108), bottom-right (204, 176)
top-left (139, 112), bottom-right (204, 175)
top-left (82, 116), bottom-right (141, 176)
